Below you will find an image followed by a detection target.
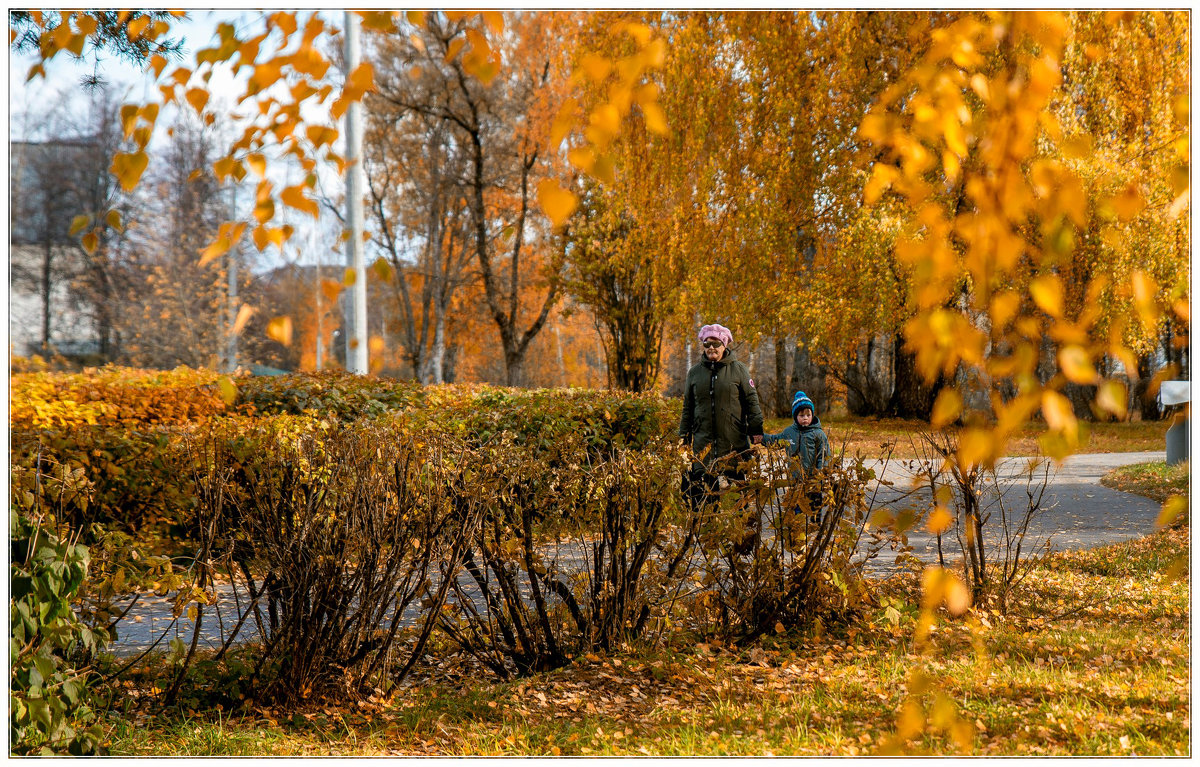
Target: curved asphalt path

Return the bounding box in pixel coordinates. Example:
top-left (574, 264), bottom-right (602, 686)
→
top-left (862, 450), bottom-right (1169, 572)
top-left (104, 451), bottom-right (1173, 657)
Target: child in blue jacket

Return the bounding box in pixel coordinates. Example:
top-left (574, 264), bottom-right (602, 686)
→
top-left (763, 391), bottom-right (830, 513)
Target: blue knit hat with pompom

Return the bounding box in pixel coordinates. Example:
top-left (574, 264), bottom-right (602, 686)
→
top-left (791, 391), bottom-right (815, 419)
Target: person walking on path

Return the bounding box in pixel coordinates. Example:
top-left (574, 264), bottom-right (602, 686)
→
top-left (678, 323), bottom-right (765, 513)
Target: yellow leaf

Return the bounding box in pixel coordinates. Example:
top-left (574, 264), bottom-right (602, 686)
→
top-left (989, 291), bottom-right (1021, 331)
top-left (580, 53), bottom-right (612, 83)
top-left (567, 147), bottom-right (596, 174)
top-left (1157, 496), bottom-right (1187, 529)
top-left (253, 182), bottom-right (275, 225)
top-left (247, 153), bottom-right (268, 178)
top-left (897, 699), bottom-right (925, 739)
top-left (111, 151), bottom-right (149, 192)
top-left (444, 37), bottom-right (467, 64)
top-left (105, 209), bottom-right (123, 231)
top-left (81, 232), bottom-right (98, 254)
top-left (131, 125), bottom-right (153, 149)
top-left (921, 567), bottom-right (971, 616)
top-left (372, 257), bottom-right (394, 282)
top-left (1057, 345), bottom-right (1097, 385)
top-left (65, 31), bottom-right (86, 57)
top-left (863, 164), bottom-right (897, 205)
top-left (969, 73), bottom-right (990, 101)
top-left (926, 506), bottom-right (954, 535)
top-left (252, 225), bottom-right (288, 252)
top-left (1041, 390), bottom-right (1076, 433)
top-left (550, 98), bottom-right (577, 147)
top-left (343, 61), bottom-right (376, 100)
top-left (69, 214), bottom-right (91, 236)
top-left (1111, 183), bottom-right (1145, 222)
top-left (136, 103), bottom-right (160, 130)
top-left (198, 238), bottom-right (232, 267)
top-left (249, 60), bottom-right (283, 94)
top-left (930, 389), bottom-right (962, 429)
top-left (1095, 380), bottom-right (1127, 420)
top-left (406, 10), bottom-right (426, 25)
top-left (858, 112), bottom-right (888, 144)
top-left (462, 30), bottom-right (497, 85)
top-left (343, 267), bottom-right (357, 287)
top-left (281, 185), bottom-right (320, 218)
top-left (1029, 274), bottom-right (1063, 318)
top-left (956, 428), bottom-right (993, 472)
top-left (620, 21), bottom-right (652, 46)
top-left (1172, 299), bottom-right (1189, 323)
top-left (589, 103), bottom-right (622, 141)
top-left (148, 54), bottom-right (169, 79)
top-left (1131, 271), bottom-right (1160, 328)
top-left (232, 304), bottom-right (255, 335)
top-left (369, 335), bottom-right (386, 356)
top-left (358, 11), bottom-right (398, 33)
top-left (199, 222), bottom-right (246, 267)
top-left (213, 156), bottom-right (237, 182)
top-left (127, 14), bottom-right (150, 40)
top-left (537, 180), bottom-right (578, 228)
top-left (185, 87), bottom-right (209, 113)
top-left (471, 11), bottom-right (502, 36)
top-left (306, 125), bottom-right (338, 148)
top-left (642, 101), bottom-right (669, 136)
top-left (321, 278), bottom-right (344, 303)
top-left (120, 103), bottom-right (139, 138)
top-left (267, 316), bottom-right (293, 346)
top-left (217, 376), bottom-right (239, 405)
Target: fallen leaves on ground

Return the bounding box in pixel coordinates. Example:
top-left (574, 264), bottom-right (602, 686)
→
top-left (106, 529), bottom-right (1189, 757)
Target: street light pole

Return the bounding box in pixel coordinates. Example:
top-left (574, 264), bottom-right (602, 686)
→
top-left (225, 183), bottom-right (238, 373)
top-left (344, 10), bottom-right (368, 375)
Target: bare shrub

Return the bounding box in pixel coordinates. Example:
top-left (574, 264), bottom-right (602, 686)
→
top-left (910, 431), bottom-right (1053, 610)
top-left (437, 436), bottom-right (684, 678)
top-left (182, 418), bottom-right (476, 705)
top-left (685, 446), bottom-right (894, 643)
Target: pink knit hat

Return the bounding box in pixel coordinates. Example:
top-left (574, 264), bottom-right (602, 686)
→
top-left (698, 323), bottom-right (732, 347)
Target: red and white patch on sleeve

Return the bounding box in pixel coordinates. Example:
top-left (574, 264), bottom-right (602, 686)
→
top-left (748, 378), bottom-right (755, 388)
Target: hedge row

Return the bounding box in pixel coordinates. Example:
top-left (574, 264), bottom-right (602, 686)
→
top-left (12, 368), bottom-right (679, 444)
top-left (11, 367), bottom-right (229, 430)
top-left (9, 368), bottom-right (680, 540)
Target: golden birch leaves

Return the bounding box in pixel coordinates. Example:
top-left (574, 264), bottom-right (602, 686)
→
top-left (860, 11), bottom-right (1189, 467)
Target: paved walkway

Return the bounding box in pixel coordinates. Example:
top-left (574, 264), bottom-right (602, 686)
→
top-left (863, 450), bottom-right (1168, 571)
top-left (103, 451), bottom-right (1173, 657)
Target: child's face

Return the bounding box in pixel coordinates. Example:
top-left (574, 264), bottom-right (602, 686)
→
top-left (795, 408), bottom-right (813, 427)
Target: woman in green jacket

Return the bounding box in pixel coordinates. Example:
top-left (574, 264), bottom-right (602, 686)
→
top-left (678, 323), bottom-right (764, 511)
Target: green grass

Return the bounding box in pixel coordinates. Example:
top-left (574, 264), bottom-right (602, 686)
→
top-left (1100, 460), bottom-right (1190, 503)
top-left (100, 528), bottom-right (1189, 757)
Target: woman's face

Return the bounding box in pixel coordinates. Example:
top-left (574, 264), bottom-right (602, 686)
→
top-left (702, 337), bottom-right (725, 361)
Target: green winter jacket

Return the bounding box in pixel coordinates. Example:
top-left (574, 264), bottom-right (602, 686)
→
top-left (763, 418), bottom-right (830, 475)
top-left (679, 350), bottom-right (764, 464)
